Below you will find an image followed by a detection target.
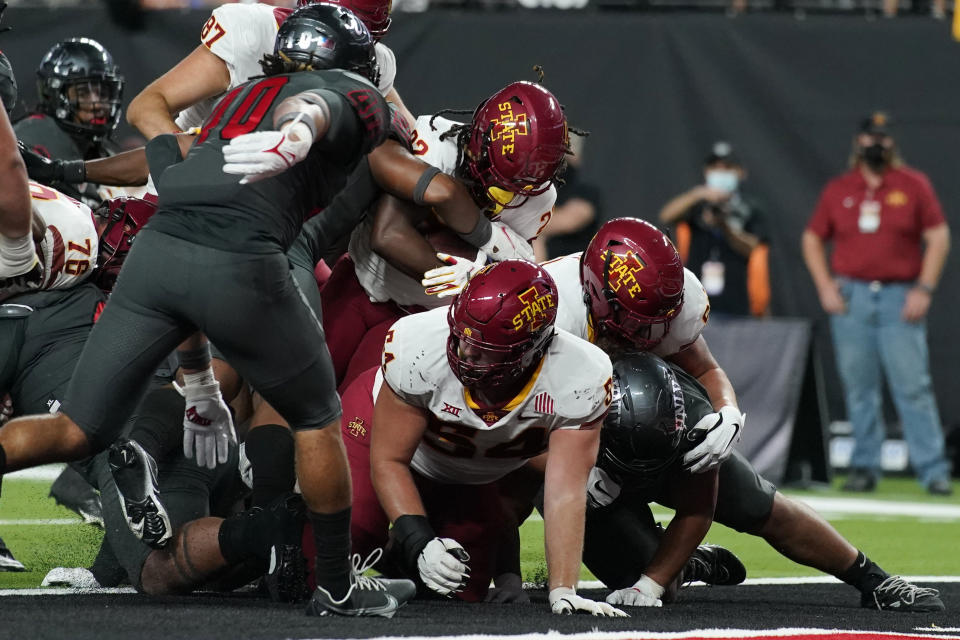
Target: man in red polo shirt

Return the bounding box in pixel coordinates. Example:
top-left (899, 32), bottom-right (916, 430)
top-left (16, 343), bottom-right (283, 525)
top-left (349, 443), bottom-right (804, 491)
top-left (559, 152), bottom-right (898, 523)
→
top-left (802, 112), bottom-right (952, 496)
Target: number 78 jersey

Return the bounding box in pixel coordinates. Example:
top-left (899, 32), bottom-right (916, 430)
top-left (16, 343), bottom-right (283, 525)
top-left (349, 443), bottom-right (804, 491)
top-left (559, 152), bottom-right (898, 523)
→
top-left (377, 306), bottom-right (613, 485)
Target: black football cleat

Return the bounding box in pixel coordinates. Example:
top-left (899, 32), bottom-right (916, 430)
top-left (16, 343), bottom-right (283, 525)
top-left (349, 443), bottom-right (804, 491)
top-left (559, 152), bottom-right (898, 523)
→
top-left (862, 576), bottom-right (945, 612)
top-left (264, 493), bottom-right (311, 603)
top-left (0, 536), bottom-right (25, 572)
top-left (108, 439), bottom-right (171, 549)
top-left (49, 466), bottom-right (104, 527)
top-left (306, 549), bottom-right (416, 618)
top-left (683, 544), bottom-right (747, 586)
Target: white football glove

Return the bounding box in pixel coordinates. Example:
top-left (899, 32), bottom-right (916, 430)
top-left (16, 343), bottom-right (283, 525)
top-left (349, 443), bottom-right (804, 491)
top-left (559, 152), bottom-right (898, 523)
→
top-left (549, 587), bottom-right (628, 617)
top-left (682, 405), bottom-right (744, 474)
top-left (176, 380), bottom-right (236, 470)
top-left (421, 252), bottom-right (487, 298)
top-left (222, 117), bottom-right (314, 184)
top-left (479, 221), bottom-right (535, 263)
top-left (605, 574), bottom-right (664, 608)
top-left (418, 537), bottom-right (471, 596)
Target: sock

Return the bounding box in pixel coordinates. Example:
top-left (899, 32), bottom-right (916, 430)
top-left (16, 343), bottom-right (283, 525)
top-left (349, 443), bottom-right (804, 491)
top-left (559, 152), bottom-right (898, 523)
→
top-left (838, 550), bottom-right (889, 593)
top-left (309, 508), bottom-right (352, 600)
top-left (217, 508), bottom-right (274, 565)
top-left (245, 425), bottom-right (296, 508)
top-left (129, 386), bottom-right (187, 462)
top-left (0, 443), bottom-right (6, 497)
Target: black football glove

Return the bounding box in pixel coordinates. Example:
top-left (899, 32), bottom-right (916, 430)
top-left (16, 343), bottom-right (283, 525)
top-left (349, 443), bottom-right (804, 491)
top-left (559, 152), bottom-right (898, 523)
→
top-left (18, 141), bottom-right (85, 184)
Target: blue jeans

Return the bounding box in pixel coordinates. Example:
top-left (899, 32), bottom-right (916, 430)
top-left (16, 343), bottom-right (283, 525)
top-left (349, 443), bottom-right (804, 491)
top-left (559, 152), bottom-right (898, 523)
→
top-left (830, 279), bottom-right (950, 486)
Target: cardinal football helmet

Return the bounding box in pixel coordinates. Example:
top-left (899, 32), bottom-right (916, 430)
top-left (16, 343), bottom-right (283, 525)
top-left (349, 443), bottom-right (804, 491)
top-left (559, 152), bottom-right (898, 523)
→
top-left (266, 4), bottom-right (379, 86)
top-left (92, 197), bottom-right (157, 292)
top-left (36, 38), bottom-right (124, 141)
top-left (463, 81), bottom-right (568, 210)
top-left (0, 51), bottom-right (17, 115)
top-left (599, 352), bottom-right (686, 479)
top-left (297, 0), bottom-right (391, 40)
top-left (580, 217), bottom-right (684, 351)
top-left (447, 259), bottom-right (558, 388)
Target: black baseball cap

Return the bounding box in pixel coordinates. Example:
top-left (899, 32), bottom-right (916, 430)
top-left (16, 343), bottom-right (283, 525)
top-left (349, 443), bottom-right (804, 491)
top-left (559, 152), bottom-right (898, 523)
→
top-left (859, 111), bottom-right (892, 136)
top-left (704, 141), bottom-right (741, 166)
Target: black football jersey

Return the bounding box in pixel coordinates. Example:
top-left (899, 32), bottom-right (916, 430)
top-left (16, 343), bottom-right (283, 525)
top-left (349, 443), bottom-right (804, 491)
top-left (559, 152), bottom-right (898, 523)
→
top-left (148, 69), bottom-right (390, 253)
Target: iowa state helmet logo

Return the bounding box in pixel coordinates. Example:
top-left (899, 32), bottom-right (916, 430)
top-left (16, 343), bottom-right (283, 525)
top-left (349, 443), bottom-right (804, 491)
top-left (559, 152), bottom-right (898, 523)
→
top-left (512, 286), bottom-right (555, 332)
top-left (604, 249), bottom-right (645, 300)
top-left (491, 100), bottom-right (529, 156)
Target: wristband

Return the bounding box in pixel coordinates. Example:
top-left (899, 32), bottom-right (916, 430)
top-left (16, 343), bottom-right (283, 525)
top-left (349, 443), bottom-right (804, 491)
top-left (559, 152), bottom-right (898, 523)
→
top-left (390, 514), bottom-right (435, 574)
top-left (457, 213), bottom-right (493, 247)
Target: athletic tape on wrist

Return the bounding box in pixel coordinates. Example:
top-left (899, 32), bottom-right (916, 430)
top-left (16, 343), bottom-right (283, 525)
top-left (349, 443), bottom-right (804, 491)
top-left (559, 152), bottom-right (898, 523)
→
top-left (61, 159), bottom-right (86, 184)
top-left (413, 166), bottom-right (442, 206)
top-left (177, 343), bottom-right (212, 371)
top-left (275, 111), bottom-right (317, 141)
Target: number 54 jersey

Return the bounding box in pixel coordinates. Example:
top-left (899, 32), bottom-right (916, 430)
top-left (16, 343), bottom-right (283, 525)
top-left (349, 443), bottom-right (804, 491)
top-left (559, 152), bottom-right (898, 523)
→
top-left (376, 306), bottom-right (613, 485)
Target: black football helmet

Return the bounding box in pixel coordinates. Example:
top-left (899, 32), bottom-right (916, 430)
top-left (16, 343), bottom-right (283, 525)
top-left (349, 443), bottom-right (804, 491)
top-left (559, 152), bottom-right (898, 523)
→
top-left (264, 4), bottom-right (379, 86)
top-left (0, 50), bottom-right (16, 114)
top-left (598, 352), bottom-right (687, 479)
top-left (36, 37), bottom-right (124, 141)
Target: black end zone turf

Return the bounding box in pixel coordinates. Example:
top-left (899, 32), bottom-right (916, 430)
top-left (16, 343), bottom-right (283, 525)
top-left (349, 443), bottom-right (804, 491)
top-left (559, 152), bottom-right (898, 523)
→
top-left (0, 583), bottom-right (953, 639)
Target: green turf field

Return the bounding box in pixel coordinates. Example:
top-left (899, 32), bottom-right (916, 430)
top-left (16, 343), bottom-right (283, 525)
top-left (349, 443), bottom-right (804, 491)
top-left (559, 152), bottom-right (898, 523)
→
top-left (1, 473), bottom-right (958, 588)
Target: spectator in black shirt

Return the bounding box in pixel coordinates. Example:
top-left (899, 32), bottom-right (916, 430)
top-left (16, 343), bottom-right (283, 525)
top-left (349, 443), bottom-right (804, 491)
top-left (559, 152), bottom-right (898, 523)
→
top-left (659, 142), bottom-right (770, 317)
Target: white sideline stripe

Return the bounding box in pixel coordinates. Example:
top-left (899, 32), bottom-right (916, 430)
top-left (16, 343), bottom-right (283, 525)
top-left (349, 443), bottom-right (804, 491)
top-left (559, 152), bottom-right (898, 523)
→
top-left (4, 464), bottom-right (65, 481)
top-left (318, 628), bottom-right (960, 640)
top-left (0, 587), bottom-right (135, 596)
top-left (576, 575), bottom-right (960, 590)
top-left (916, 630), bottom-right (960, 634)
top-left (793, 496), bottom-right (960, 520)
top-left (0, 519), bottom-right (79, 526)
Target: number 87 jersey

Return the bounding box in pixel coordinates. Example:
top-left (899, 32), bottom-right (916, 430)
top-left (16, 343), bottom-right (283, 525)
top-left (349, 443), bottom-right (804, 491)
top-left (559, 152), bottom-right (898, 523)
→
top-left (377, 306), bottom-right (613, 485)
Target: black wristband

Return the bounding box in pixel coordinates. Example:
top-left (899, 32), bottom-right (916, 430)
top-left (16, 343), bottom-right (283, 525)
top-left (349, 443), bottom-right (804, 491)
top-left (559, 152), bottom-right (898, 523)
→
top-left (413, 166), bottom-right (442, 206)
top-left (457, 213), bottom-right (493, 248)
top-left (390, 514), bottom-right (435, 575)
top-left (60, 159), bottom-right (86, 184)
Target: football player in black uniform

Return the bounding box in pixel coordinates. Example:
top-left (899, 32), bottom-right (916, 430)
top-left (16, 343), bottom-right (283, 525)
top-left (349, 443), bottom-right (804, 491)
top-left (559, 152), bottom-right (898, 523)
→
top-left (14, 38), bottom-right (123, 203)
top-left (0, 5), bottom-right (414, 618)
top-left (581, 352), bottom-right (944, 613)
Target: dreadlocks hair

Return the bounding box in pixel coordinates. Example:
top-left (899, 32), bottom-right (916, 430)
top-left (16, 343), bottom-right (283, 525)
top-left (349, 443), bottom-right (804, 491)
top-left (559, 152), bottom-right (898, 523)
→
top-left (260, 52), bottom-right (315, 77)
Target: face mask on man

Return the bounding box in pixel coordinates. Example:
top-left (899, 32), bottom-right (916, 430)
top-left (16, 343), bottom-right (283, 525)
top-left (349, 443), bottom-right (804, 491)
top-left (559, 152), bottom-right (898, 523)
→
top-left (860, 142), bottom-right (890, 172)
top-left (705, 170), bottom-right (739, 194)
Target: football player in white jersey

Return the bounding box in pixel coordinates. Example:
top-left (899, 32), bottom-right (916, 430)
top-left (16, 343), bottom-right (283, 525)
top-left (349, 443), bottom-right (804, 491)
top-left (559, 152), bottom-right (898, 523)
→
top-left (540, 217), bottom-right (744, 474)
top-left (126, 0), bottom-right (409, 140)
top-left (337, 260), bottom-right (625, 615)
top-left (324, 81), bottom-right (571, 389)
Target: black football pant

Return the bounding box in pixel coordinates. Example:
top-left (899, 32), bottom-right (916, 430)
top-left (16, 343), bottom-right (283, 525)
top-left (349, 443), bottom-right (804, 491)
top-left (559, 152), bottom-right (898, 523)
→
top-left (61, 229), bottom-right (341, 452)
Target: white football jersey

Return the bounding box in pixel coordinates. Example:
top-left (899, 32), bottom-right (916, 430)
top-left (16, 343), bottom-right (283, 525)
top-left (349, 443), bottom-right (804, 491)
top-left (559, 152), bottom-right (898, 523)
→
top-left (376, 306), bottom-right (612, 485)
top-left (175, 3), bottom-right (396, 132)
top-left (542, 253), bottom-right (709, 358)
top-left (30, 182), bottom-right (99, 291)
top-left (349, 115), bottom-right (557, 307)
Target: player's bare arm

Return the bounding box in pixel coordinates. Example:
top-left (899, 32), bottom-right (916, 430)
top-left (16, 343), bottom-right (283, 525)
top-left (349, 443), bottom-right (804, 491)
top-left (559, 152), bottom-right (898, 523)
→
top-left (369, 196), bottom-right (445, 279)
top-left (542, 420), bottom-right (602, 591)
top-left (0, 109), bottom-right (32, 241)
top-left (127, 45), bottom-right (231, 139)
top-left (369, 381), bottom-right (430, 520)
top-left (643, 467), bottom-right (718, 589)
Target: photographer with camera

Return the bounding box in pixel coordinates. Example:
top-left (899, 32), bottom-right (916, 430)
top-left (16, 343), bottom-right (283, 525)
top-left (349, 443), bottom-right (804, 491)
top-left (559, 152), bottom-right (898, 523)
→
top-left (659, 142), bottom-right (770, 317)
